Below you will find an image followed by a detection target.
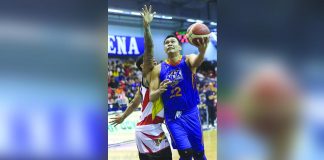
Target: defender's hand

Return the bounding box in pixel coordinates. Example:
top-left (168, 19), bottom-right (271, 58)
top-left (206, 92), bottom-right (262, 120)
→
top-left (158, 79), bottom-right (171, 94)
top-left (141, 5), bottom-right (156, 27)
top-left (109, 115), bottom-right (124, 127)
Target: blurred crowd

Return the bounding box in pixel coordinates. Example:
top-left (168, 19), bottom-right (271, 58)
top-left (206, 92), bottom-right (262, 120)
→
top-left (108, 58), bottom-right (217, 127)
top-left (108, 59), bottom-right (142, 111)
top-left (196, 60), bottom-right (217, 128)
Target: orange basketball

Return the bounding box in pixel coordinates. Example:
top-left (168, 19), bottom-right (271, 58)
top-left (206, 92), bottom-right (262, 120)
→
top-left (186, 23), bottom-right (210, 46)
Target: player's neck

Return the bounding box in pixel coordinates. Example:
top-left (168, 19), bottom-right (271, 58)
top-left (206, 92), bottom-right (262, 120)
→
top-left (168, 53), bottom-right (181, 64)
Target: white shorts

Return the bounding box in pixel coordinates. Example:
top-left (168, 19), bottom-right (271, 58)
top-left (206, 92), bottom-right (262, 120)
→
top-left (135, 123), bottom-right (170, 154)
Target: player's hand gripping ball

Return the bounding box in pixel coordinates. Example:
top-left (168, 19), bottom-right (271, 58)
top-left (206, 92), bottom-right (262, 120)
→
top-left (186, 22), bottom-right (210, 46)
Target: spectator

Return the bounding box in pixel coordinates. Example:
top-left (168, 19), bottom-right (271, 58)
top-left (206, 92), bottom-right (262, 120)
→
top-left (108, 69), bottom-right (112, 77)
top-left (109, 78), bottom-right (118, 89)
top-left (124, 66), bottom-right (130, 77)
top-left (205, 82), bottom-right (216, 127)
top-left (115, 94), bottom-right (128, 111)
top-left (115, 86), bottom-right (125, 96)
top-left (108, 87), bottom-right (114, 97)
top-left (126, 90), bottom-right (135, 103)
top-left (112, 69), bottom-right (119, 77)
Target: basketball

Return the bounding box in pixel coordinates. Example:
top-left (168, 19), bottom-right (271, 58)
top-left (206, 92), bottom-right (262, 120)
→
top-left (186, 22), bottom-right (210, 46)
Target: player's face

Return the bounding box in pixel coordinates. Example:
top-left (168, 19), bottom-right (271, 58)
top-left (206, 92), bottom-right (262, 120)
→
top-left (164, 37), bottom-right (181, 55)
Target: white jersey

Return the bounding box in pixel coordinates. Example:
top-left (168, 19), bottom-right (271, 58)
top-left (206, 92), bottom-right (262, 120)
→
top-left (135, 84), bottom-right (170, 154)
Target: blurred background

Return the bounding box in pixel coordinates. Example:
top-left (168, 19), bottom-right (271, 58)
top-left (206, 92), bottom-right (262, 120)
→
top-left (218, 0), bottom-right (324, 159)
top-left (107, 0), bottom-right (217, 159)
top-left (0, 0), bottom-right (107, 159)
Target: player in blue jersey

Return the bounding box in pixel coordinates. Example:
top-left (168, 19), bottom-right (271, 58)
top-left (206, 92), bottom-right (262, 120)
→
top-left (149, 34), bottom-right (209, 160)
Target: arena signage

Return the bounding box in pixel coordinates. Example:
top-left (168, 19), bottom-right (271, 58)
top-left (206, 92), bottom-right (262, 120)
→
top-left (108, 35), bottom-right (144, 56)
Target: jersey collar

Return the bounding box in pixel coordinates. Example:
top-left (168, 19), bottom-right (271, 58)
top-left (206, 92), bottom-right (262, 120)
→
top-left (165, 55), bottom-right (182, 66)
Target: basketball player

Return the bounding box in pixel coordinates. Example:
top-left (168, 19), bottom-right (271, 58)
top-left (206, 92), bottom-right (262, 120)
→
top-left (109, 5), bottom-right (172, 160)
top-left (149, 33), bottom-right (209, 159)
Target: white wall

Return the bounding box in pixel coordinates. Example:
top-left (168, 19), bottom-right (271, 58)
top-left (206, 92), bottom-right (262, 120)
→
top-left (108, 24), bottom-right (217, 61)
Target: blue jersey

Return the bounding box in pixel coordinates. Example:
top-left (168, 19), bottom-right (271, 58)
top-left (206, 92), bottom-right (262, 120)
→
top-left (160, 55), bottom-right (199, 120)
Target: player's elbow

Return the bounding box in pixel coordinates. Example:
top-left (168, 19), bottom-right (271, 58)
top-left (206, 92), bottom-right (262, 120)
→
top-left (142, 67), bottom-right (152, 77)
top-left (149, 95), bottom-right (154, 102)
top-left (149, 94), bottom-right (157, 102)
top-left (142, 71), bottom-right (148, 77)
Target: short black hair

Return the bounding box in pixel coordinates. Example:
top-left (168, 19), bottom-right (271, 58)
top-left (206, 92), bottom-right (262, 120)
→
top-left (164, 35), bottom-right (181, 45)
top-left (136, 56), bottom-right (144, 71)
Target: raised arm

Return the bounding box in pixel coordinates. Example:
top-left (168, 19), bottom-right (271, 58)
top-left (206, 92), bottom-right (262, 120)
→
top-left (141, 5), bottom-right (156, 77)
top-left (187, 38), bottom-right (210, 69)
top-left (109, 89), bottom-right (142, 126)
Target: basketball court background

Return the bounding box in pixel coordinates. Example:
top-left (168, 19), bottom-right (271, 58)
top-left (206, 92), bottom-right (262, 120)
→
top-left (108, 0), bottom-right (217, 159)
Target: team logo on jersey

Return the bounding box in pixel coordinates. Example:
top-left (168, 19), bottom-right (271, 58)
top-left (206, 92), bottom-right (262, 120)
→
top-left (154, 135), bottom-right (166, 146)
top-left (166, 69), bottom-right (183, 87)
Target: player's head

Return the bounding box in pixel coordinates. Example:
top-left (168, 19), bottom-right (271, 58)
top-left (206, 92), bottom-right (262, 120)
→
top-left (163, 35), bottom-right (182, 56)
top-left (136, 55), bottom-right (158, 71)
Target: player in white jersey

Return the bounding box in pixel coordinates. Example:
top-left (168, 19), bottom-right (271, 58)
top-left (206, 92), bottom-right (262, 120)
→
top-left (109, 5), bottom-right (172, 160)
top-left (110, 58), bottom-right (172, 160)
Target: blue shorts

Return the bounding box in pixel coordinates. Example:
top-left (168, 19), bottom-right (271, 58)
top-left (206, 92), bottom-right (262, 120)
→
top-left (165, 109), bottom-right (204, 152)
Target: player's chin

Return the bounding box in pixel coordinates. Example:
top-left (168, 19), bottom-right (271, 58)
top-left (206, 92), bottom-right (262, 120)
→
top-left (166, 51), bottom-right (172, 55)
top-left (167, 50), bottom-right (177, 55)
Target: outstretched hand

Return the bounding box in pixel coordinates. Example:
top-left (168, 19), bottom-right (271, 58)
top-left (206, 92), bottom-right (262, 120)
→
top-left (109, 115), bottom-right (124, 127)
top-left (141, 5), bottom-right (156, 27)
